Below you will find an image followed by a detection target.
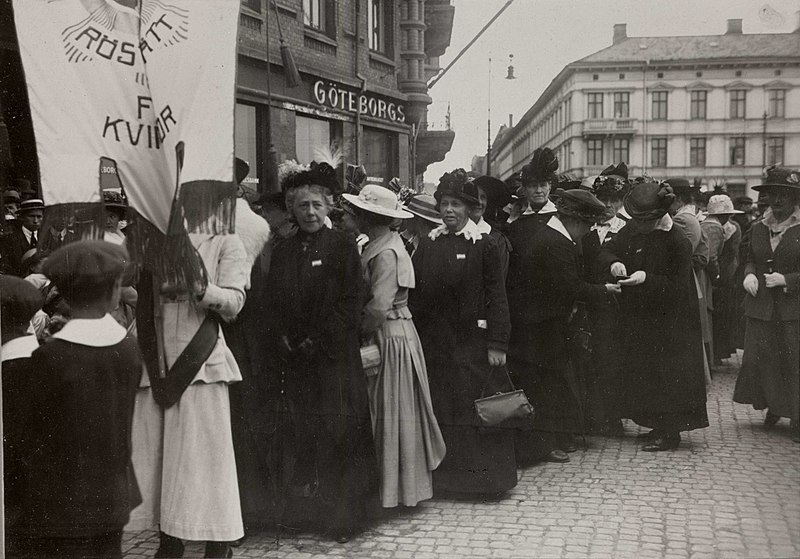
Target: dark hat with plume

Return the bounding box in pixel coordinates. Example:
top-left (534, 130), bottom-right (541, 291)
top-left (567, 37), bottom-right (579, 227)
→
top-left (521, 147), bottom-right (558, 185)
top-left (623, 182), bottom-right (676, 220)
top-left (553, 188), bottom-right (607, 223)
top-left (434, 168), bottom-right (480, 207)
top-left (753, 166), bottom-right (800, 191)
top-left (593, 162), bottom-right (631, 200)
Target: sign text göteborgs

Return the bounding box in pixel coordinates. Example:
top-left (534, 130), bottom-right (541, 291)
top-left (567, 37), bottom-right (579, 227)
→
top-left (313, 80), bottom-right (406, 123)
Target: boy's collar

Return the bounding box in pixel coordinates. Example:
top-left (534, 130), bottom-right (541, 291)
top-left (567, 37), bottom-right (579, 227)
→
top-left (52, 314), bottom-right (127, 347)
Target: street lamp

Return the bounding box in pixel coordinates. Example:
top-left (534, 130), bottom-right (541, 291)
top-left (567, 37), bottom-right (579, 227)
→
top-left (487, 54), bottom-right (515, 177)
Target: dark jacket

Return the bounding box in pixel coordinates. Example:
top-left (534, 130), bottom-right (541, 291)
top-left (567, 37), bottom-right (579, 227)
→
top-left (743, 220), bottom-right (800, 321)
top-left (23, 336), bottom-right (142, 536)
top-left (0, 225), bottom-right (36, 276)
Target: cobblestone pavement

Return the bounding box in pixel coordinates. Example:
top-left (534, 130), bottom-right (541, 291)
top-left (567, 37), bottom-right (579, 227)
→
top-left (124, 353), bottom-right (800, 558)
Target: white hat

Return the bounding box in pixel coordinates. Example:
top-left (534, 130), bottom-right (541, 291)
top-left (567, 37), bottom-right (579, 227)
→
top-left (342, 184), bottom-right (413, 219)
top-left (707, 195), bottom-right (743, 216)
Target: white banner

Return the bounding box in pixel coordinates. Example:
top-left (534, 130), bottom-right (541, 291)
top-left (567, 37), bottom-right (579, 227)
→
top-left (13, 0), bottom-right (240, 235)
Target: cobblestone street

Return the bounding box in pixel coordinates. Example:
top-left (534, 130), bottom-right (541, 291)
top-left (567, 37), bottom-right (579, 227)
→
top-left (123, 353), bottom-right (800, 559)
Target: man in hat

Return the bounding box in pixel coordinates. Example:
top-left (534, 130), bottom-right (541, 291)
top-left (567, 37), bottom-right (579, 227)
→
top-left (511, 189), bottom-right (621, 465)
top-left (19, 240), bottom-right (142, 558)
top-left (0, 198), bottom-right (45, 276)
top-left (401, 193), bottom-right (442, 257)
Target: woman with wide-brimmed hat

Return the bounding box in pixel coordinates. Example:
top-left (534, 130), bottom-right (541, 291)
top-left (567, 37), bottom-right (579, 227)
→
top-left (410, 169), bottom-right (517, 496)
top-left (598, 181), bottom-right (709, 451)
top-left (400, 193), bottom-right (442, 257)
top-left (734, 166), bottom-right (800, 442)
top-left (342, 185), bottom-right (446, 509)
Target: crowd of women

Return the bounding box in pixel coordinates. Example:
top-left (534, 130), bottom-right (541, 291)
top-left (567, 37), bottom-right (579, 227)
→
top-left (2, 145), bottom-right (798, 558)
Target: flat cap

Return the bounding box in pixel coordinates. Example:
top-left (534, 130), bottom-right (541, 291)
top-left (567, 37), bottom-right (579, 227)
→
top-left (43, 240), bottom-right (129, 291)
top-left (0, 275), bottom-right (44, 327)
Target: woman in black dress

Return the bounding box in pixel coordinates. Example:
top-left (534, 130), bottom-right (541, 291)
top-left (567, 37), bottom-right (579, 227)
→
top-left (263, 161), bottom-right (378, 542)
top-left (410, 169), bottom-right (517, 496)
top-left (598, 182), bottom-right (709, 451)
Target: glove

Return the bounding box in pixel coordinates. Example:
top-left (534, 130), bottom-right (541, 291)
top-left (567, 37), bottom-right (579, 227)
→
top-left (605, 283), bottom-right (622, 294)
top-left (610, 262), bottom-right (627, 278)
top-left (764, 272), bottom-right (786, 289)
top-left (743, 274), bottom-right (758, 297)
top-left (618, 270), bottom-right (646, 286)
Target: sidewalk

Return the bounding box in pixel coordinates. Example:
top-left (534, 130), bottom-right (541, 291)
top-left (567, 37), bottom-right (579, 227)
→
top-left (123, 352), bottom-right (800, 558)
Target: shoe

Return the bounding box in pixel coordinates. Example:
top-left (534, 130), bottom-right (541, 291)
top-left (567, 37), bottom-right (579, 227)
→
top-left (764, 411), bottom-right (780, 428)
top-left (543, 450), bottom-right (570, 463)
top-left (154, 532), bottom-right (184, 558)
top-left (642, 434), bottom-right (680, 452)
top-left (204, 541), bottom-right (233, 558)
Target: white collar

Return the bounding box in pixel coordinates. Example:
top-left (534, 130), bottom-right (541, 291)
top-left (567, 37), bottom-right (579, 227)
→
top-left (428, 218), bottom-right (484, 244)
top-left (52, 314), bottom-right (127, 347)
top-left (22, 226), bottom-right (35, 241)
top-left (1, 334), bottom-right (39, 362)
top-left (474, 217), bottom-right (492, 235)
top-left (618, 207), bottom-right (632, 220)
top-left (763, 207), bottom-right (800, 233)
top-left (547, 215), bottom-right (575, 244)
top-left (655, 213), bottom-right (674, 232)
top-left (523, 200), bottom-right (557, 215)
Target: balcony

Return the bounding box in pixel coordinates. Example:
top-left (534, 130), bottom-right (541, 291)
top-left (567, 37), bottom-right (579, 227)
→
top-left (581, 118), bottom-right (638, 136)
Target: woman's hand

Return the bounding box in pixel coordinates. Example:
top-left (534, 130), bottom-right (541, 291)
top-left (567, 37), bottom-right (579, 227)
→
top-left (605, 283), bottom-right (622, 294)
top-left (764, 272), bottom-right (787, 289)
top-left (618, 270), bottom-right (646, 286)
top-left (743, 273), bottom-right (759, 296)
top-left (488, 349), bottom-right (507, 367)
top-left (610, 262), bottom-right (627, 278)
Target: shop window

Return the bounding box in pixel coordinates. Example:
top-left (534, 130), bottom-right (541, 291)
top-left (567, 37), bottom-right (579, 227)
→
top-left (767, 137), bottom-right (784, 166)
top-left (587, 92), bottom-right (603, 119)
top-left (690, 90), bottom-right (707, 120)
top-left (363, 126), bottom-right (398, 185)
top-left (613, 92), bottom-right (629, 118)
top-left (689, 138), bottom-right (706, 167)
top-left (651, 138), bottom-right (667, 167)
top-left (235, 103), bottom-right (259, 189)
top-left (296, 115), bottom-right (333, 165)
top-left (652, 91), bottom-right (668, 120)
top-left (368, 0), bottom-right (394, 57)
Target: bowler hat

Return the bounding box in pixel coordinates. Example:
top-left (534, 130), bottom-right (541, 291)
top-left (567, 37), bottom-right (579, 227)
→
top-left (3, 190), bottom-right (21, 203)
top-left (707, 195), bottom-right (743, 216)
top-left (553, 188), bottom-right (606, 223)
top-left (0, 275), bottom-right (44, 327)
top-left (404, 193), bottom-right (443, 225)
top-left (43, 240), bottom-right (129, 292)
top-left (19, 199), bottom-right (45, 213)
top-left (342, 184), bottom-right (413, 219)
top-left (623, 183), bottom-right (676, 220)
top-left (753, 166), bottom-right (800, 191)
top-left (474, 176), bottom-right (512, 209)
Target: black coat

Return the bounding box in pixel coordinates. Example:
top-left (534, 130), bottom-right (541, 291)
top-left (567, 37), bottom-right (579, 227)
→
top-left (263, 226), bottom-right (377, 529)
top-left (598, 223), bottom-right (708, 432)
top-left (22, 336), bottom-right (142, 537)
top-left (0, 225), bottom-right (36, 276)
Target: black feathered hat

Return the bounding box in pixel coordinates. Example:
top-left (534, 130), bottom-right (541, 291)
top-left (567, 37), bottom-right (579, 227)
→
top-left (521, 147), bottom-right (558, 186)
top-left (434, 168), bottom-right (480, 207)
top-left (281, 161), bottom-right (342, 196)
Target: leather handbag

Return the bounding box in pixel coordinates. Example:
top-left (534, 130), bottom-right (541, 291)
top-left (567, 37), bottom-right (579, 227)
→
top-left (360, 343), bottom-right (381, 377)
top-left (474, 367), bottom-right (534, 427)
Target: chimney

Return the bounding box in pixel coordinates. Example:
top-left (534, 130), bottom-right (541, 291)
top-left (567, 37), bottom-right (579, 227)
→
top-left (509, 114), bottom-right (514, 128)
top-left (613, 23), bottom-right (627, 44)
top-left (726, 18), bottom-right (743, 34)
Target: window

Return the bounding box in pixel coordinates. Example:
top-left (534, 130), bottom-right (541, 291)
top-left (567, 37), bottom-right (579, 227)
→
top-left (303, 0), bottom-right (325, 30)
top-left (587, 139), bottom-right (603, 166)
top-left (613, 92), bottom-right (629, 118)
top-left (612, 138), bottom-right (629, 164)
top-left (368, 0), bottom-right (393, 56)
top-left (587, 93), bottom-right (603, 119)
top-left (651, 138), bottom-right (667, 167)
top-left (690, 90), bottom-right (707, 120)
top-left (242, 0), bottom-right (261, 11)
top-left (296, 115), bottom-right (332, 164)
top-left (689, 138), bottom-right (706, 167)
top-left (730, 90), bottom-right (746, 119)
top-left (767, 137), bottom-right (785, 166)
top-left (768, 90), bottom-right (785, 118)
top-left (363, 126), bottom-right (398, 185)
top-left (235, 103), bottom-right (259, 188)
top-left (729, 137), bottom-right (745, 166)
top-left (652, 91), bottom-right (668, 120)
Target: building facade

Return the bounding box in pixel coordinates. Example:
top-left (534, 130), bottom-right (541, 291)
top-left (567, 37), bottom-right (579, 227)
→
top-left (489, 19), bottom-right (800, 197)
top-left (0, 0), bottom-right (455, 195)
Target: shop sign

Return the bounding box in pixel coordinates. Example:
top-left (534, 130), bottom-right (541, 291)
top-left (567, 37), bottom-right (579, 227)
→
top-left (313, 80), bottom-right (406, 123)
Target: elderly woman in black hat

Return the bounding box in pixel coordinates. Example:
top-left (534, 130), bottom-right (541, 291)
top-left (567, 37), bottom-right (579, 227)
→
top-left (343, 185), bottom-right (445, 509)
top-left (598, 182), bottom-right (708, 451)
top-left (410, 169), bottom-right (516, 496)
top-left (734, 166), bottom-right (800, 442)
top-left (471, 175), bottom-right (513, 280)
top-left (512, 189), bottom-right (621, 464)
top-left (262, 160), bottom-right (378, 542)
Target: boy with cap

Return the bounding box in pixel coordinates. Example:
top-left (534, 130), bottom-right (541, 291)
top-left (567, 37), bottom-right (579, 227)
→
top-left (1, 275), bottom-right (44, 556)
top-left (18, 240), bottom-right (141, 559)
top-left (0, 198), bottom-right (45, 276)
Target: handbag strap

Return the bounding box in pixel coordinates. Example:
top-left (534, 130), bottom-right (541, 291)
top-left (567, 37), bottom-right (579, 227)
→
top-left (479, 365), bottom-right (516, 399)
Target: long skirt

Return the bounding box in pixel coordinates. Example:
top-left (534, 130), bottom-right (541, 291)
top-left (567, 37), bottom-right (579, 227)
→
top-left (366, 318), bottom-right (446, 508)
top-left (126, 383), bottom-right (244, 542)
top-left (734, 318), bottom-right (800, 423)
